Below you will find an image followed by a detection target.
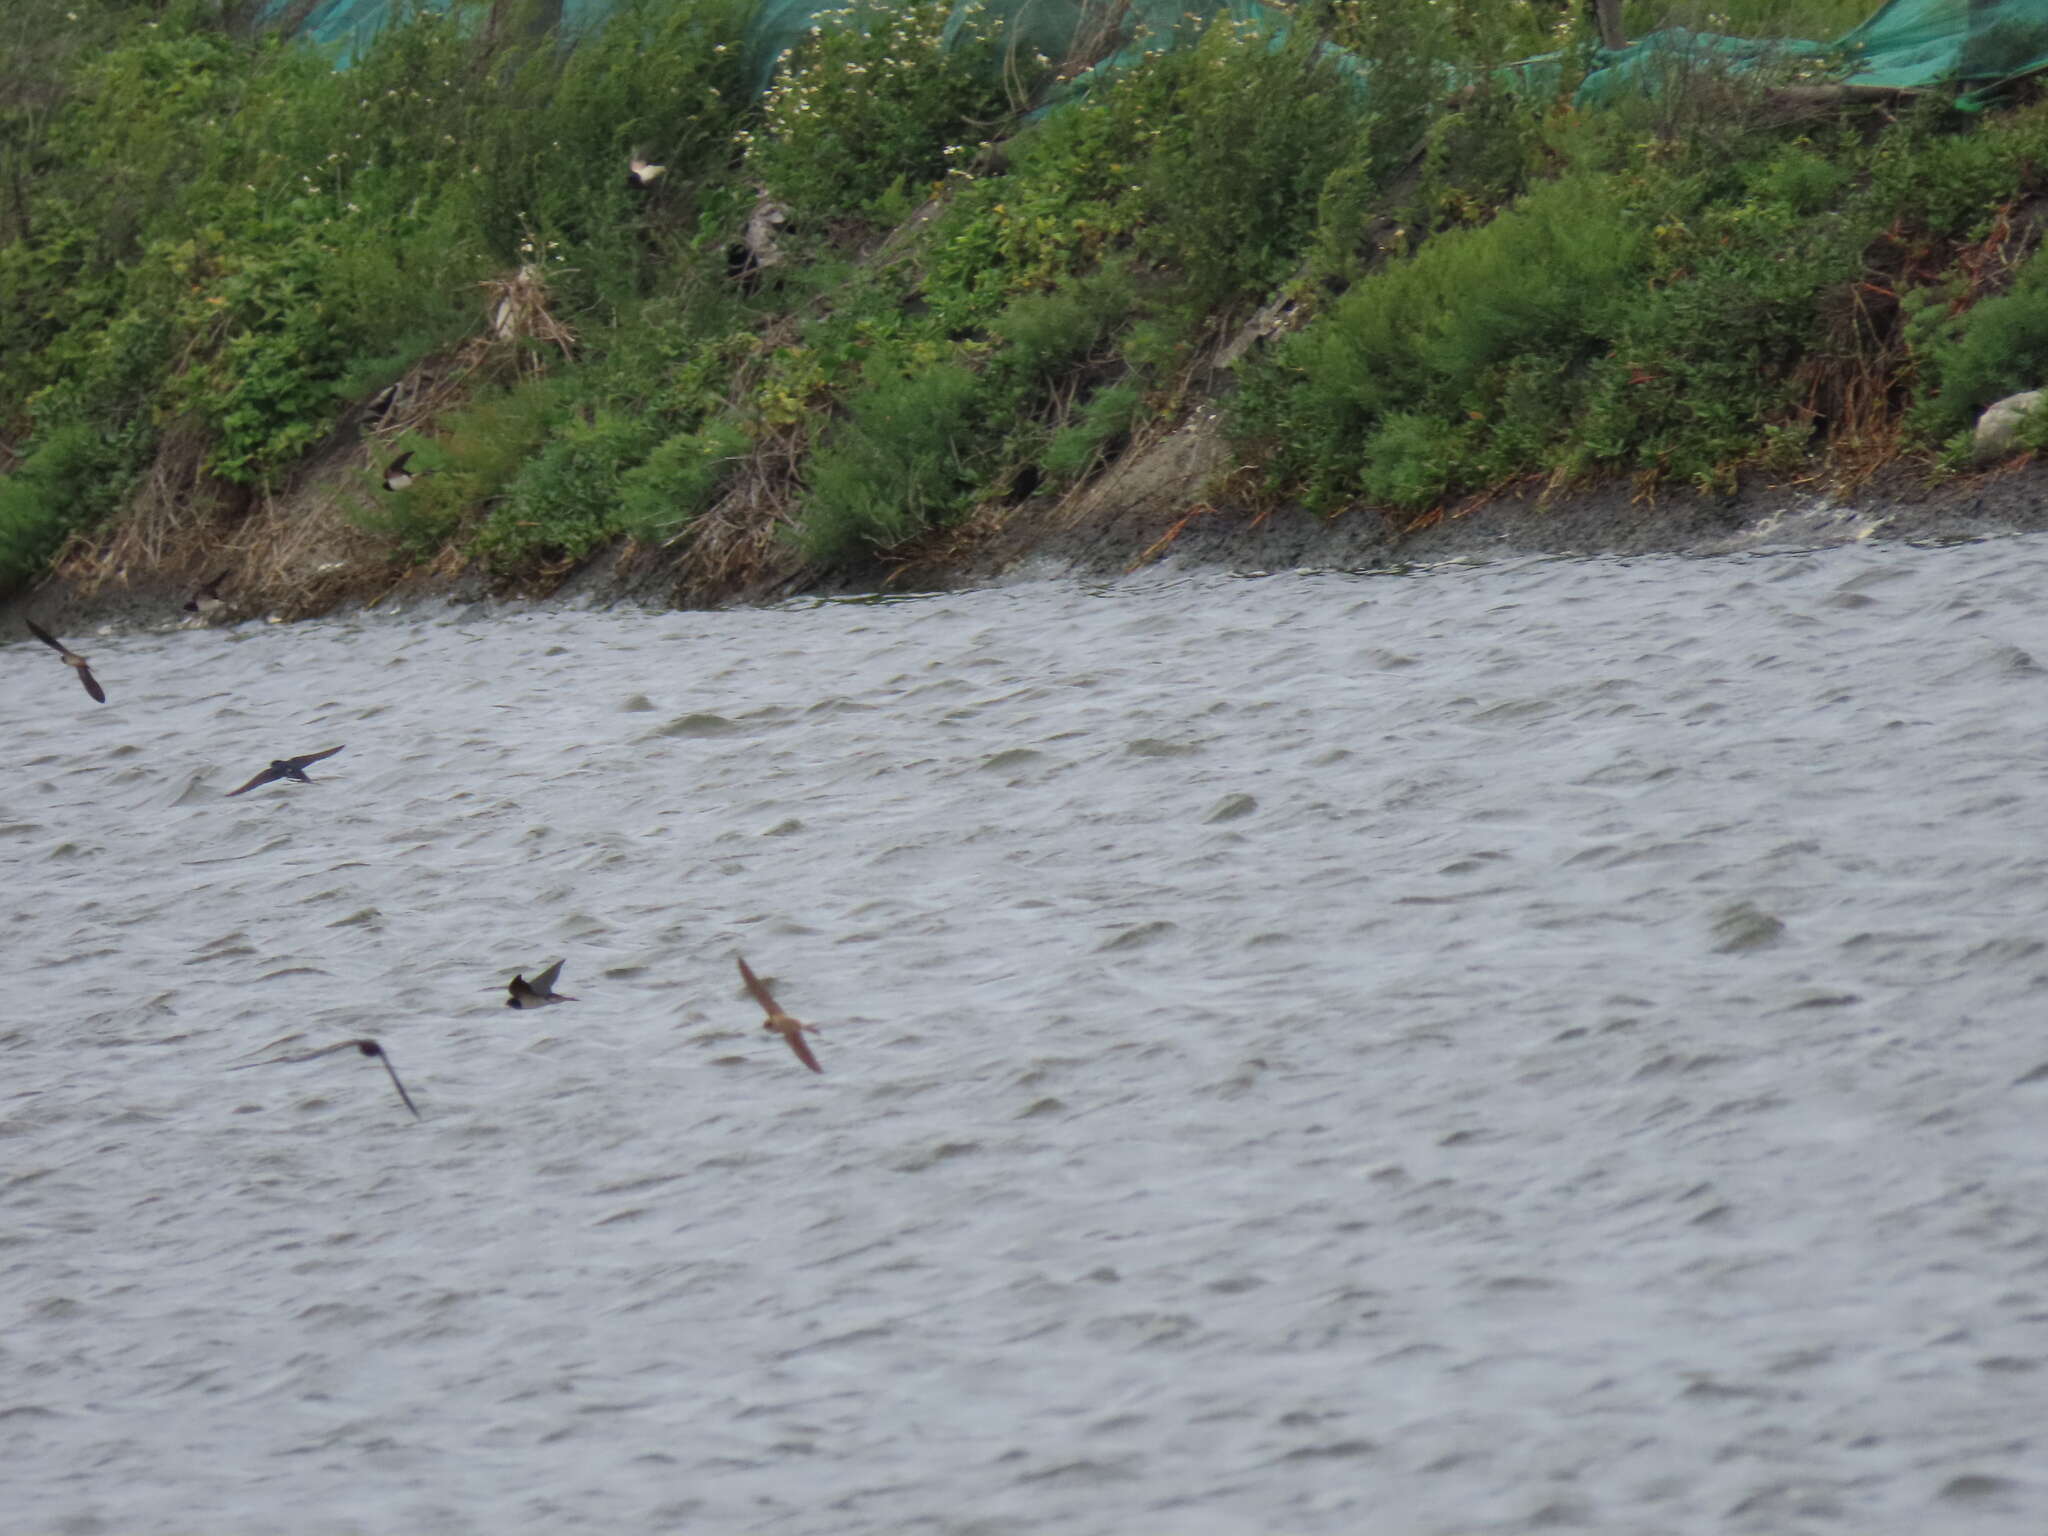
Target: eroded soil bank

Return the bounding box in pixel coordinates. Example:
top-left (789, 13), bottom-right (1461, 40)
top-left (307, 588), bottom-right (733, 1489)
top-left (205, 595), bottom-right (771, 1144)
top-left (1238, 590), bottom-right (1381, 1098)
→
top-left (11, 446), bottom-right (2048, 641)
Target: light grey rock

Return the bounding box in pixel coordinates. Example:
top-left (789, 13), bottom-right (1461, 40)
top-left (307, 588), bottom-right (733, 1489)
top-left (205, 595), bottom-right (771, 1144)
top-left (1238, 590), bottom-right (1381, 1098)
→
top-left (1973, 388), bottom-right (2045, 460)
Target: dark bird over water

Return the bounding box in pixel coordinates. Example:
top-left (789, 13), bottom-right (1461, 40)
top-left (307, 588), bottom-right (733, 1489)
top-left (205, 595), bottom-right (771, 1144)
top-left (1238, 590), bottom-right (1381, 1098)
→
top-left (25, 619), bottom-right (107, 703)
top-left (233, 1038), bottom-right (421, 1120)
top-left (183, 570), bottom-right (230, 616)
top-left (626, 152), bottom-right (666, 189)
top-left (382, 450), bottom-right (428, 492)
top-left (506, 958), bottom-right (576, 1009)
top-left (737, 955), bottom-right (823, 1073)
top-left (225, 744), bottom-right (345, 797)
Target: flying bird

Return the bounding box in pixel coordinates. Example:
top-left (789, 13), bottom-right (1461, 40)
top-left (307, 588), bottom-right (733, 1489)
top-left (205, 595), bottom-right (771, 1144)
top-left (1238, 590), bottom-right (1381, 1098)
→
top-left (737, 955), bottom-right (823, 1073)
top-left (506, 958), bottom-right (577, 1009)
top-left (232, 1038), bottom-right (421, 1120)
top-left (25, 619), bottom-right (107, 703)
top-left (225, 744), bottom-right (345, 797)
top-left (626, 152), bottom-right (666, 189)
top-left (382, 450), bottom-right (429, 492)
top-left (183, 570), bottom-right (230, 617)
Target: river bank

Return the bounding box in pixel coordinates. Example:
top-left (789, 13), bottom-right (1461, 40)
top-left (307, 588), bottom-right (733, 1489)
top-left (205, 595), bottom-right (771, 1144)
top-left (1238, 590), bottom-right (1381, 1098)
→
top-left (13, 447), bottom-right (2048, 641)
top-left (14, 3), bottom-right (2048, 628)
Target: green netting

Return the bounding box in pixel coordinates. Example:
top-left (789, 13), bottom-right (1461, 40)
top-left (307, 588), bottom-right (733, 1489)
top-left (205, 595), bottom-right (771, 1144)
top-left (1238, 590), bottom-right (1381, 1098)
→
top-left (1572, 0), bottom-right (2048, 109)
top-left (259, 0), bottom-right (2048, 111)
top-left (259, 0), bottom-right (1302, 95)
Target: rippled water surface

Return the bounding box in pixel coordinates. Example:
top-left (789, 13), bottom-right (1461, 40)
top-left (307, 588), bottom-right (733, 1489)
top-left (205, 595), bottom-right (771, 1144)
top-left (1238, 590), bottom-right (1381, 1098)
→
top-left (10, 539), bottom-right (2048, 1534)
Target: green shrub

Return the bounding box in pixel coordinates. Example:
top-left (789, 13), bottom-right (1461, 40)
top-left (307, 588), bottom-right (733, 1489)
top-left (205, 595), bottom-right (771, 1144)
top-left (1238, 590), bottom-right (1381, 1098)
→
top-left (618, 418), bottom-right (751, 541)
top-left (2, 0), bottom-right (750, 556)
top-left (743, 0), bottom-right (1012, 222)
top-left (0, 423), bottom-right (134, 594)
top-left (351, 379), bottom-right (567, 558)
top-left (476, 409), bottom-right (663, 567)
top-left (1232, 171), bottom-right (1650, 507)
top-left (984, 264), bottom-right (1136, 385)
top-left (1358, 412), bottom-right (1480, 508)
top-left (462, 0), bottom-right (748, 283)
top-left (1131, 20), bottom-right (1373, 309)
top-left (797, 362), bottom-right (988, 563)
top-left (1905, 248), bottom-right (2048, 441)
top-left (921, 99), bottom-right (1147, 329)
top-left (1041, 381), bottom-right (1142, 484)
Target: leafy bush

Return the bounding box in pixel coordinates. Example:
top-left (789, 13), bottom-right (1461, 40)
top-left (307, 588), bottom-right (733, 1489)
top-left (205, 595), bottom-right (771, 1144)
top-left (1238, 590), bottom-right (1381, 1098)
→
top-left (1041, 381), bottom-right (1142, 484)
top-left (1904, 249), bottom-right (2048, 442)
top-left (1128, 20), bottom-right (1374, 309)
top-left (476, 410), bottom-right (663, 567)
top-left (618, 418), bottom-right (751, 541)
top-left (1233, 171), bottom-right (1651, 507)
top-left (742, 0), bottom-right (1012, 222)
top-left (985, 265), bottom-right (1135, 380)
top-left (351, 379), bottom-right (566, 559)
top-left (797, 362), bottom-right (989, 562)
top-left (0, 423), bottom-right (134, 593)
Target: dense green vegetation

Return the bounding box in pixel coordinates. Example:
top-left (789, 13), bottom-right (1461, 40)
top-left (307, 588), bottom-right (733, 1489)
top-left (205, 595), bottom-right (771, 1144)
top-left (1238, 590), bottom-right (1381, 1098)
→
top-left (3, 0), bottom-right (2048, 601)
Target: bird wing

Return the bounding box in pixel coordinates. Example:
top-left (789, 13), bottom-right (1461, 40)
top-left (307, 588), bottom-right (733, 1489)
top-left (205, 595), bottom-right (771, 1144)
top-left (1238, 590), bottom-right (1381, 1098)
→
top-left (284, 744), bottom-right (345, 772)
top-left (507, 974), bottom-right (534, 1003)
top-left (386, 450), bottom-right (414, 474)
top-left (75, 664), bottom-right (107, 704)
top-left (231, 1040), bottom-right (363, 1068)
top-left (736, 955), bottom-right (782, 1017)
top-left (531, 959), bottom-right (565, 994)
top-left (26, 619), bottom-right (67, 655)
top-left (780, 1024), bottom-right (824, 1074)
top-left (231, 1039), bottom-right (420, 1118)
top-left (225, 764), bottom-right (284, 797)
top-left (374, 1049), bottom-right (423, 1119)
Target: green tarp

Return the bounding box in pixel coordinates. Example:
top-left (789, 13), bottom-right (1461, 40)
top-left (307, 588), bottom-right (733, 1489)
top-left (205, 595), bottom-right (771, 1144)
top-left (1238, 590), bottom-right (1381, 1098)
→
top-left (1571, 0), bottom-right (2048, 109)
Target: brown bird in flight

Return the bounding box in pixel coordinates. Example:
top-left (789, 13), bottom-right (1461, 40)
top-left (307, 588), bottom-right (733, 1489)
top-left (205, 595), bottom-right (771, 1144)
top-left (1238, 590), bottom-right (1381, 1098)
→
top-left (225, 744), bottom-right (345, 797)
top-left (505, 958), bottom-right (577, 1009)
top-left (26, 619), bottom-right (107, 703)
top-left (736, 955), bottom-right (823, 1073)
top-left (232, 1038), bottom-right (421, 1120)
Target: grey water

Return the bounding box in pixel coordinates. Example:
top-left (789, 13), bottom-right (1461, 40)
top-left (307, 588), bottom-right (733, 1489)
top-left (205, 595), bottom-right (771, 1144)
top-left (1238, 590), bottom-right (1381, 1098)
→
top-left (8, 537), bottom-right (2048, 1534)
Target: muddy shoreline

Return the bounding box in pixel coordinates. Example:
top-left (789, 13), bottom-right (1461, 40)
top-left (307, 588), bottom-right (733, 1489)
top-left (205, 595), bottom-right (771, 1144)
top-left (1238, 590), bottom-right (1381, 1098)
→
top-left (10, 455), bottom-right (2048, 639)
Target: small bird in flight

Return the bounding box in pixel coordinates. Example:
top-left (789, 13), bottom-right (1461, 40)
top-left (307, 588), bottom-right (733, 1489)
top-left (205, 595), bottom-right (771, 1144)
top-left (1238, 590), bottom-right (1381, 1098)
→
top-left (382, 450), bottom-right (429, 492)
top-left (183, 570), bottom-right (230, 618)
top-left (626, 152), bottom-right (666, 189)
top-left (25, 619), bottom-right (107, 703)
top-left (225, 744), bottom-right (345, 797)
top-left (737, 955), bottom-right (823, 1073)
top-left (506, 958), bottom-right (577, 1009)
top-left (232, 1038), bottom-right (421, 1120)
